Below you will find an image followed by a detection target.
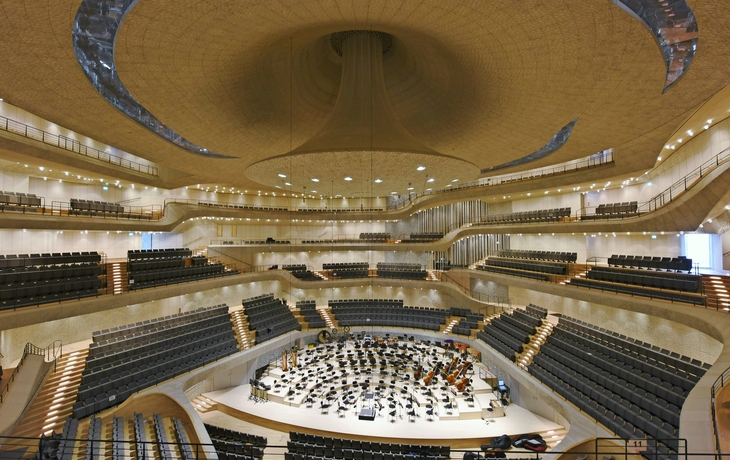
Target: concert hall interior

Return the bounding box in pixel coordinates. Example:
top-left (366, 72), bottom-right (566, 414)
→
top-left (2, 1), bottom-right (730, 459)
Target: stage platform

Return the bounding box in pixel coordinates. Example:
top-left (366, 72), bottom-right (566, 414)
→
top-left (205, 384), bottom-right (563, 446)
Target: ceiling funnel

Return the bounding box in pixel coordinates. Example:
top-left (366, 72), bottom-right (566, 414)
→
top-left (291, 31), bottom-right (437, 156)
top-left (245, 30), bottom-right (479, 195)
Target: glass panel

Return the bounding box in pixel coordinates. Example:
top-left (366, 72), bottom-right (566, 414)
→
top-left (72, 0), bottom-right (233, 158)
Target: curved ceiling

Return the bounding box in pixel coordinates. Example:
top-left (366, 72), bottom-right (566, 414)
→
top-left (0, 1), bottom-right (729, 195)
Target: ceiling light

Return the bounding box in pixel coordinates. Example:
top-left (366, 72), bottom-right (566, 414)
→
top-left (677, 138), bottom-right (682, 143)
top-left (344, 176), bottom-right (353, 181)
top-left (391, 191), bottom-right (398, 194)
top-left (426, 178), bottom-right (435, 183)
top-left (451, 179), bottom-right (458, 182)
top-left (311, 178), bottom-right (319, 182)
top-left (657, 157), bottom-right (662, 161)
top-left (284, 182), bottom-right (291, 186)
top-left (278, 173), bottom-right (286, 178)
top-left (416, 166), bottom-right (426, 171)
top-left (704, 125), bottom-right (710, 130)
top-left (708, 119), bottom-right (713, 124)
top-left (374, 178), bottom-right (383, 183)
top-left (275, 185), bottom-right (281, 188)
top-left (39, 166), bottom-right (44, 171)
top-left (407, 187), bottom-right (414, 191)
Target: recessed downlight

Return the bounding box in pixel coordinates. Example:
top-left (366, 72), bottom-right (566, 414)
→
top-left (311, 178), bottom-right (319, 182)
top-left (451, 179), bottom-right (458, 182)
top-left (284, 182), bottom-right (292, 186)
top-left (278, 173), bottom-right (286, 178)
top-left (407, 187), bottom-right (414, 191)
top-left (344, 176), bottom-right (353, 181)
top-left (426, 178), bottom-right (435, 183)
top-left (374, 178), bottom-right (383, 183)
top-left (416, 166), bottom-right (426, 171)
top-left (390, 191), bottom-right (398, 194)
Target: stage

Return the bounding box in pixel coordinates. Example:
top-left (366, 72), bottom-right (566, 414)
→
top-left (205, 384), bottom-right (564, 446)
top-left (202, 338), bottom-right (565, 446)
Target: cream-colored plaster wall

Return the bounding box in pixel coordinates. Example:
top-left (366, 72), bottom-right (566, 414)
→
top-left (0, 228), bottom-right (143, 259)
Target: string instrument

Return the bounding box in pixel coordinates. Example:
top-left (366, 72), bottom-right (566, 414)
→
top-left (455, 377), bottom-right (470, 392)
top-left (456, 361), bottom-right (472, 378)
top-left (446, 368), bottom-right (460, 384)
top-left (413, 364), bottom-right (423, 380)
top-left (424, 362), bottom-right (443, 385)
top-left (291, 346), bottom-right (298, 368)
top-left (282, 350), bottom-right (288, 372)
top-left (441, 356), bottom-right (459, 379)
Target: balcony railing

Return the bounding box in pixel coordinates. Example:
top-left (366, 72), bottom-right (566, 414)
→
top-left (0, 115), bottom-right (159, 176)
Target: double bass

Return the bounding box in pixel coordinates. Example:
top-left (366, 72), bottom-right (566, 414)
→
top-left (282, 350), bottom-right (288, 372)
top-left (414, 364), bottom-right (423, 380)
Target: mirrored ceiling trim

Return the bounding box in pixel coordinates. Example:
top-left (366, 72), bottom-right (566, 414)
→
top-left (72, 0), bottom-right (234, 159)
top-left (612, 0), bottom-right (698, 92)
top-left (481, 118), bottom-right (578, 173)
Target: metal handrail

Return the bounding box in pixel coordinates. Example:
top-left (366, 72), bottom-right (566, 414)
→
top-left (711, 365), bottom-right (730, 456)
top-left (0, 115), bottom-right (158, 176)
top-left (0, 341), bottom-right (62, 404)
top-left (386, 150), bottom-right (614, 210)
top-left (48, 201), bottom-right (163, 221)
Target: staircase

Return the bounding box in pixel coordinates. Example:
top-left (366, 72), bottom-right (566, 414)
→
top-left (516, 319), bottom-right (554, 369)
top-left (426, 270), bottom-right (439, 281)
top-left (312, 270), bottom-right (329, 280)
top-left (230, 310), bottom-right (254, 350)
top-left (318, 307), bottom-right (337, 328)
top-left (11, 349), bottom-right (88, 438)
top-left (193, 246), bottom-right (208, 257)
top-left (191, 395), bottom-right (217, 413)
top-left (107, 261), bottom-right (128, 294)
top-left (440, 316), bottom-right (461, 334)
top-left (702, 274), bottom-right (730, 310)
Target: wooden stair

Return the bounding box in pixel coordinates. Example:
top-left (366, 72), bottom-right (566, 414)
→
top-left (440, 316), bottom-right (460, 334)
top-left (108, 261), bottom-right (128, 294)
top-left (191, 395), bottom-right (217, 414)
top-left (516, 318), bottom-right (554, 369)
top-left (318, 307), bottom-right (337, 328)
top-left (230, 310), bottom-right (253, 350)
top-left (11, 348), bottom-right (89, 438)
top-left (426, 270), bottom-right (439, 281)
top-left (312, 270), bottom-right (329, 280)
top-left (702, 274), bottom-right (730, 310)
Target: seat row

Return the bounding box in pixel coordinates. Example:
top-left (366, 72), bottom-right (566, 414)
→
top-left (480, 207), bottom-right (571, 224)
top-left (198, 201), bottom-right (288, 211)
top-left (328, 299), bottom-right (404, 308)
top-left (484, 257), bottom-right (567, 275)
top-left (376, 269), bottom-right (426, 280)
top-left (525, 303), bottom-right (548, 318)
top-left (376, 263), bottom-right (423, 270)
top-left (129, 264), bottom-right (236, 290)
top-left (0, 251), bottom-right (101, 268)
top-left (323, 262), bottom-right (369, 270)
top-left (128, 258), bottom-right (185, 272)
top-left (128, 248), bottom-right (192, 261)
top-left (593, 201), bottom-right (638, 215)
top-left (360, 233), bottom-right (391, 241)
top-left (0, 190), bottom-right (41, 207)
top-left (84, 315), bottom-right (233, 380)
top-left (205, 424), bottom-right (267, 447)
top-left (212, 440), bottom-right (264, 459)
top-left (568, 277), bottom-right (706, 306)
top-left (607, 255), bottom-right (693, 272)
top-left (0, 263), bottom-right (100, 285)
top-left (558, 316), bottom-right (709, 376)
top-left (288, 432), bottom-right (449, 457)
top-left (332, 268), bottom-right (370, 279)
top-left (476, 264), bottom-right (550, 281)
top-left (586, 267), bottom-right (700, 292)
top-left (0, 277), bottom-right (100, 311)
top-left (73, 335), bottom-right (237, 418)
top-left (497, 249), bottom-right (577, 263)
top-left (588, 266), bottom-right (702, 292)
top-left (91, 304), bottom-right (229, 346)
top-left (71, 198), bottom-right (123, 213)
